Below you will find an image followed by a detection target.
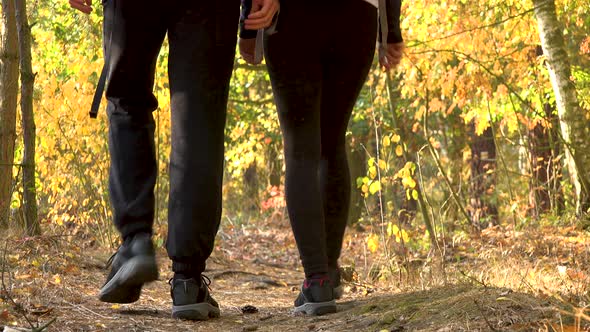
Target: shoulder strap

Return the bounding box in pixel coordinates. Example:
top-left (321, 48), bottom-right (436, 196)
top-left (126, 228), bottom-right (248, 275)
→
top-left (90, 1), bottom-right (116, 119)
top-left (378, 0), bottom-right (388, 45)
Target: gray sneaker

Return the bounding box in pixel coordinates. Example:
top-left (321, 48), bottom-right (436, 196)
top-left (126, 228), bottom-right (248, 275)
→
top-left (170, 275), bottom-right (220, 321)
top-left (293, 276), bottom-right (337, 316)
top-left (98, 233), bottom-right (159, 303)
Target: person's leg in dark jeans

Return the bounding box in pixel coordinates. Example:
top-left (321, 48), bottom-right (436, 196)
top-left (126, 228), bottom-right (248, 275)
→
top-left (166, 0), bottom-right (240, 278)
top-left (166, 0), bottom-right (240, 321)
top-left (99, 0), bottom-right (167, 304)
top-left (320, 2), bottom-right (377, 298)
top-left (98, 0), bottom-right (241, 320)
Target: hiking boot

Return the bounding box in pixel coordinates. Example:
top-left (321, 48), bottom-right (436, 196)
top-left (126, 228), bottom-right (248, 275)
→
top-left (170, 275), bottom-right (220, 321)
top-left (294, 275), bottom-right (337, 316)
top-left (329, 267), bottom-right (343, 299)
top-left (98, 233), bottom-right (159, 303)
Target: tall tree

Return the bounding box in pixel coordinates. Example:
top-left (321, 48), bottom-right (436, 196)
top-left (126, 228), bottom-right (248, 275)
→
top-left (15, 0), bottom-right (39, 235)
top-left (528, 105), bottom-right (563, 218)
top-left (0, 0), bottom-right (19, 228)
top-left (468, 125), bottom-right (498, 229)
top-left (533, 0), bottom-right (590, 215)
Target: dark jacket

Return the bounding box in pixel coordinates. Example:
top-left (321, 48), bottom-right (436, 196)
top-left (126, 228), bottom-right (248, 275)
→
top-left (239, 0), bottom-right (403, 44)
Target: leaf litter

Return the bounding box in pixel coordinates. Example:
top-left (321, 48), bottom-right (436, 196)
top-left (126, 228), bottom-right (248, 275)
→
top-left (1, 222), bottom-right (590, 331)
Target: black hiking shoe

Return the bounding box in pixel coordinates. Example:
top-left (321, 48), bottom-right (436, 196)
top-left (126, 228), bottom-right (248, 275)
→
top-left (294, 275), bottom-right (337, 316)
top-left (98, 233), bottom-right (159, 303)
top-left (170, 275), bottom-right (220, 321)
top-left (329, 267), bottom-right (343, 299)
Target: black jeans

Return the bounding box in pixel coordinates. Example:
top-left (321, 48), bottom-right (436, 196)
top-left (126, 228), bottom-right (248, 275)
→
top-left (264, 0), bottom-right (378, 276)
top-left (103, 0), bottom-right (240, 275)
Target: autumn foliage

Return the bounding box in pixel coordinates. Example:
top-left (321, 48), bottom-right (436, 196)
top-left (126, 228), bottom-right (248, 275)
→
top-left (0, 0), bottom-right (588, 283)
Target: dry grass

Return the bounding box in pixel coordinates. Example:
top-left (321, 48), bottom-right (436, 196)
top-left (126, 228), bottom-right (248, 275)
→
top-left (1, 222), bottom-right (590, 331)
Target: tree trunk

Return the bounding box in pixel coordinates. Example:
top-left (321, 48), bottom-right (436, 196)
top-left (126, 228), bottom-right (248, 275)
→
top-left (0, 0), bottom-right (19, 228)
top-left (439, 108), bottom-right (467, 228)
top-left (15, 0), bottom-right (39, 235)
top-left (243, 161), bottom-right (259, 211)
top-left (528, 104), bottom-right (563, 217)
top-left (533, 0), bottom-right (590, 214)
top-left (266, 143), bottom-right (282, 188)
top-left (468, 125), bottom-right (498, 229)
top-left (547, 109), bottom-right (565, 213)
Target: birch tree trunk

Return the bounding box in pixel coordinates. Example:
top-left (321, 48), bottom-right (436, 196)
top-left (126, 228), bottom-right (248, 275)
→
top-left (533, 0), bottom-right (590, 214)
top-left (0, 0), bottom-right (19, 228)
top-left (15, 0), bottom-right (39, 235)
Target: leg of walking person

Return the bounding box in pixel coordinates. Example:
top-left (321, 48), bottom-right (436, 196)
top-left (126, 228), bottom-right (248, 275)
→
top-left (319, 0), bottom-right (378, 298)
top-left (265, 1), bottom-right (328, 281)
top-left (264, 1), bottom-right (336, 316)
top-left (165, 0), bottom-right (241, 321)
top-left (99, 0), bottom-right (168, 304)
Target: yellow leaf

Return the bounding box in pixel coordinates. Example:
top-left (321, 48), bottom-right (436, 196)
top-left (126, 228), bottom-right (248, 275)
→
top-left (392, 134), bottom-right (401, 143)
top-left (111, 304), bottom-right (120, 310)
top-left (361, 184), bottom-right (369, 194)
top-left (378, 159), bottom-right (387, 170)
top-left (53, 274), bottom-right (61, 285)
top-left (400, 229), bottom-right (410, 243)
top-left (367, 234), bottom-right (379, 253)
top-left (402, 177), bottom-right (417, 189)
top-left (369, 181), bottom-right (381, 195)
top-left (411, 189), bottom-right (419, 200)
top-left (382, 136), bottom-right (391, 147)
top-left (393, 224), bottom-right (401, 237)
top-left (395, 145), bottom-right (403, 157)
top-left (369, 166), bottom-right (377, 179)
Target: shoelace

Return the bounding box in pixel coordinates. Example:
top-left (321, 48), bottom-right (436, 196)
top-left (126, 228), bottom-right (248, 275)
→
top-left (201, 275), bottom-right (212, 290)
top-left (105, 246), bottom-right (121, 269)
top-left (168, 274), bottom-right (213, 292)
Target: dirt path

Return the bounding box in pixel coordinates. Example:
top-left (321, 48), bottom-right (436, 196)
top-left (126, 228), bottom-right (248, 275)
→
top-left (1, 225), bottom-right (586, 331)
top-left (2, 251), bottom-right (562, 332)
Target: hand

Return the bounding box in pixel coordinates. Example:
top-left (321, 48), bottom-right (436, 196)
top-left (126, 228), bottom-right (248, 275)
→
top-left (379, 42), bottom-right (405, 71)
top-left (244, 0), bottom-right (280, 30)
top-left (69, 0), bottom-right (93, 14)
top-left (239, 38), bottom-right (261, 65)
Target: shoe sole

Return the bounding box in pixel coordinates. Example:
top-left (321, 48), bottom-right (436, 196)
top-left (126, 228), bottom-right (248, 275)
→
top-left (172, 303), bottom-right (221, 321)
top-left (99, 255), bottom-right (159, 303)
top-left (334, 285), bottom-right (343, 299)
top-left (294, 300), bottom-right (337, 316)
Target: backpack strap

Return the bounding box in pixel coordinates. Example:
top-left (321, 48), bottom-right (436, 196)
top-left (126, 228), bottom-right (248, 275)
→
top-left (253, 10), bottom-right (279, 64)
top-left (90, 62), bottom-right (108, 119)
top-left (90, 1), bottom-right (116, 119)
top-left (378, 0), bottom-right (388, 47)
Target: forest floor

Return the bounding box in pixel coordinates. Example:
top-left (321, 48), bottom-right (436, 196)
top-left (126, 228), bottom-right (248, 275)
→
top-left (2, 219), bottom-right (590, 332)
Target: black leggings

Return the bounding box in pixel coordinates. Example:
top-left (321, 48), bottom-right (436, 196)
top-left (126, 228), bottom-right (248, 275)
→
top-left (264, 0), bottom-right (378, 276)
